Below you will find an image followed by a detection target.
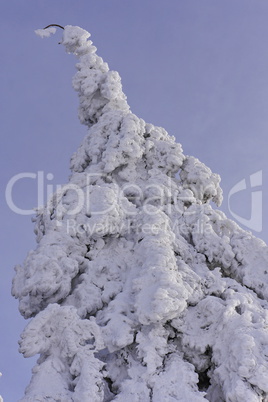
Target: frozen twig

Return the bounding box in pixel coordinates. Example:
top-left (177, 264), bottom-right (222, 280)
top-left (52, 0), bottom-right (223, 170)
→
top-left (35, 24), bottom-right (64, 38)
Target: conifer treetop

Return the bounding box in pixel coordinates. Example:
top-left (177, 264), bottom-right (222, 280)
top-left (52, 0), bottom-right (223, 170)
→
top-left (63, 25), bottom-right (130, 126)
top-left (12, 25), bottom-right (268, 401)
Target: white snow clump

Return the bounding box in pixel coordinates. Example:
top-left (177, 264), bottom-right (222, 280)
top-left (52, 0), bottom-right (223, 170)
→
top-left (35, 27), bottom-right (57, 38)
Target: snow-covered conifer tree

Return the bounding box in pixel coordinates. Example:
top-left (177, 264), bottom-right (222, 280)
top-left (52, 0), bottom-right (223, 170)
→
top-left (13, 25), bottom-right (268, 401)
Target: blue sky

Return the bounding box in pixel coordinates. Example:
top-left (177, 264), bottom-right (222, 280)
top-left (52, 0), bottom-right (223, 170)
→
top-left (2, 1), bottom-right (268, 400)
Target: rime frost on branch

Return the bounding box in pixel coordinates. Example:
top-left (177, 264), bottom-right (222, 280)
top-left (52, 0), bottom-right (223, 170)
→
top-left (35, 27), bottom-right (57, 38)
top-left (62, 26), bottom-right (129, 127)
top-left (13, 25), bottom-right (268, 401)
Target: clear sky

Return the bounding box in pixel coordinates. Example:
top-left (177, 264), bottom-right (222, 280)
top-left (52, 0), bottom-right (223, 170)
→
top-left (2, 1), bottom-right (268, 400)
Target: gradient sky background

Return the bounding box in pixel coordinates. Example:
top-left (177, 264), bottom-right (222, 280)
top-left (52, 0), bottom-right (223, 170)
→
top-left (2, 1), bottom-right (268, 400)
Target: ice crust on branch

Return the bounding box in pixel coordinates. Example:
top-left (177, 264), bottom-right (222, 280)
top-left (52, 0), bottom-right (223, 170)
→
top-left (13, 25), bottom-right (268, 401)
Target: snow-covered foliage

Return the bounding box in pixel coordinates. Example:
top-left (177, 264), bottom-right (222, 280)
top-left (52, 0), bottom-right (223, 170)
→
top-left (0, 373), bottom-right (2, 402)
top-left (35, 27), bottom-right (56, 38)
top-left (13, 25), bottom-right (268, 401)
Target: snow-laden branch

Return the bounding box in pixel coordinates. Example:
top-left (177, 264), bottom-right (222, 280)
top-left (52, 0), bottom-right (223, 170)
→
top-left (35, 24), bottom-right (64, 38)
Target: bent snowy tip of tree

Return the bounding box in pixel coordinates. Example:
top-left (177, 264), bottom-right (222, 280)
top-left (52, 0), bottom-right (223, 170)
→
top-left (12, 25), bottom-right (268, 401)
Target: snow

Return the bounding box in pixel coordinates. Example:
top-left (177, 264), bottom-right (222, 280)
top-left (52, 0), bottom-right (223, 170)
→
top-left (0, 372), bottom-right (2, 402)
top-left (35, 27), bottom-right (56, 38)
top-left (13, 25), bottom-right (268, 401)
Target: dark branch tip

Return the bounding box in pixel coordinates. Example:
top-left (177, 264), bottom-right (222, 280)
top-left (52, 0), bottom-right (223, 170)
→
top-left (43, 24), bottom-right (64, 30)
